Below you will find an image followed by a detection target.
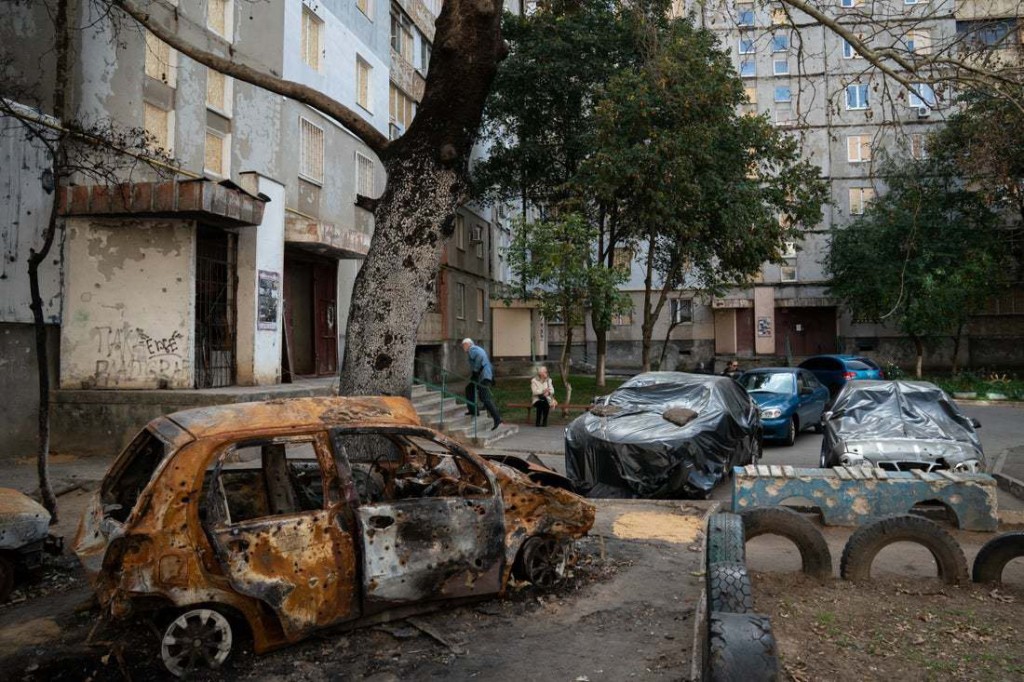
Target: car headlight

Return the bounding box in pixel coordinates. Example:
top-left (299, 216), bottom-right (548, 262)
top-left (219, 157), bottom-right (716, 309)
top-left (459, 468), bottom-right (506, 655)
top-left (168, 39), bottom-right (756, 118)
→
top-left (840, 453), bottom-right (865, 466)
top-left (761, 408), bottom-right (783, 419)
top-left (952, 459), bottom-right (982, 473)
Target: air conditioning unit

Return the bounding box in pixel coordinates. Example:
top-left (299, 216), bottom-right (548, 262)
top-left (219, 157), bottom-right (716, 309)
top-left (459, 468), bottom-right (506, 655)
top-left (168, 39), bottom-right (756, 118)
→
top-left (917, 107), bottom-right (930, 118)
top-left (389, 122), bottom-right (405, 140)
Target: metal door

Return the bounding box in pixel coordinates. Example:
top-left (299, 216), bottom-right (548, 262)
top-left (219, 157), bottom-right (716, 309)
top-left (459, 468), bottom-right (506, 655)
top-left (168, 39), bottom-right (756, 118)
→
top-left (313, 263), bottom-right (337, 375)
top-left (195, 230), bottom-right (236, 388)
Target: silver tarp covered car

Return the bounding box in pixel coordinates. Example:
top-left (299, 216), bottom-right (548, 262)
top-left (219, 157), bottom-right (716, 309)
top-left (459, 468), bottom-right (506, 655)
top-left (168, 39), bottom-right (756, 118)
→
top-left (564, 372), bottom-right (762, 498)
top-left (820, 380), bottom-right (985, 472)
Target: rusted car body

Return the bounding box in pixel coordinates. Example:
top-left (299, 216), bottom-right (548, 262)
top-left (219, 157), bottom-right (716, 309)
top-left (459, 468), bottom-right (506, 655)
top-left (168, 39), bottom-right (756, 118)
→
top-left (74, 397), bottom-right (593, 675)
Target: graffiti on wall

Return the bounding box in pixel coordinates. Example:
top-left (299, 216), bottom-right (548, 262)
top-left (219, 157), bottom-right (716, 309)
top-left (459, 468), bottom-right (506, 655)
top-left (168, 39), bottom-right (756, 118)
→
top-left (90, 325), bottom-right (189, 387)
top-left (757, 316), bottom-right (773, 338)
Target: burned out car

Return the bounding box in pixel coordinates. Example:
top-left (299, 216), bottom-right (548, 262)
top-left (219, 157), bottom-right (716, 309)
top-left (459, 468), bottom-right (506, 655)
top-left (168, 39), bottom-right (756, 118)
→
top-left (0, 488), bottom-right (61, 601)
top-left (74, 397), bottom-right (594, 676)
top-left (820, 380), bottom-right (986, 472)
top-left (565, 372), bottom-right (762, 498)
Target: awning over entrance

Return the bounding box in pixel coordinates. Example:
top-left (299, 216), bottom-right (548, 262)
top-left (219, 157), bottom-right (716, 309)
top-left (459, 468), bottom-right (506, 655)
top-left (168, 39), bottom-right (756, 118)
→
top-left (284, 215), bottom-right (370, 258)
top-left (712, 297), bottom-right (753, 309)
top-left (58, 178), bottom-right (267, 228)
top-left (776, 297), bottom-right (836, 308)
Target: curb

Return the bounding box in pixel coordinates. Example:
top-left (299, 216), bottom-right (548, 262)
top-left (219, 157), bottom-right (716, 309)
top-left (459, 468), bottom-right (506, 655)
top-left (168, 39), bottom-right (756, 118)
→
top-left (994, 472), bottom-right (1024, 503)
top-left (956, 399), bottom-right (1024, 408)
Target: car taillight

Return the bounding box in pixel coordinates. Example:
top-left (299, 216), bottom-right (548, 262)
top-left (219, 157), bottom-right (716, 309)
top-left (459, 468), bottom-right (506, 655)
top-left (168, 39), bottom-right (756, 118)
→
top-left (878, 370), bottom-right (886, 379)
top-left (843, 371), bottom-right (856, 380)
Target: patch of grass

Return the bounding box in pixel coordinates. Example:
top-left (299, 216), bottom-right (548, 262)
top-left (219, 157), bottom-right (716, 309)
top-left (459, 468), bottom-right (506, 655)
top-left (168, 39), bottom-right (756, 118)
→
top-left (490, 374), bottom-right (628, 426)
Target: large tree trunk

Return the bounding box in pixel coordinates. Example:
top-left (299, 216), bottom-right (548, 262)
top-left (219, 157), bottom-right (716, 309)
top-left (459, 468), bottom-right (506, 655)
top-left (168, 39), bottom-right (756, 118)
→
top-left (335, 0), bottom-right (506, 396)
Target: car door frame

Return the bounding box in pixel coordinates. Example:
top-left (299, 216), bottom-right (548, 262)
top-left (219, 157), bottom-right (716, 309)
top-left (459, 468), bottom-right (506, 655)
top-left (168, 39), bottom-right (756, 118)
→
top-left (329, 425), bottom-right (507, 614)
top-left (203, 430), bottom-right (361, 641)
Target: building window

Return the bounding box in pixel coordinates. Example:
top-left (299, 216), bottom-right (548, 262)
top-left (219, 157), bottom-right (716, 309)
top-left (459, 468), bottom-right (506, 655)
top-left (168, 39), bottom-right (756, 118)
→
top-left (840, 0), bottom-right (858, 6)
top-left (771, 7), bottom-right (787, 25)
top-left (390, 4), bottom-right (415, 62)
top-left (419, 40), bottom-right (432, 75)
top-left (476, 289), bottom-right (485, 322)
top-left (455, 214), bottom-right (466, 250)
top-left (356, 57), bottom-right (372, 111)
top-left (356, 152), bottom-right (375, 197)
top-left (206, 69), bottom-right (232, 116)
top-left (301, 7), bottom-right (323, 71)
top-left (846, 135), bottom-right (871, 163)
top-left (299, 118), bottom-right (324, 184)
top-left (904, 29), bottom-right (931, 54)
top-left (144, 31), bottom-right (176, 87)
top-left (782, 240), bottom-right (798, 257)
top-left (772, 34), bottom-right (789, 52)
top-left (842, 38), bottom-right (864, 59)
top-left (744, 86), bottom-right (758, 103)
top-left (456, 283), bottom-right (466, 320)
top-left (357, 0), bottom-right (372, 18)
top-left (774, 85), bottom-right (792, 102)
top-left (143, 102), bottom-right (173, 154)
top-left (774, 108), bottom-right (796, 126)
top-left (738, 36), bottom-right (756, 54)
top-left (846, 83), bottom-right (869, 110)
top-left (471, 224), bottom-right (484, 258)
top-left (736, 4), bottom-right (755, 26)
top-left (613, 248), bottom-right (634, 270)
top-left (204, 128), bottom-right (229, 177)
top-left (389, 83), bottom-right (416, 130)
top-left (780, 264), bottom-right (798, 282)
top-left (671, 298), bottom-right (693, 324)
top-left (612, 310), bottom-right (634, 326)
top-left (956, 19), bottom-right (1019, 48)
top-left (740, 60), bottom-right (757, 77)
top-left (910, 133), bottom-right (928, 159)
top-left (773, 59), bottom-right (789, 75)
top-left (908, 83), bottom-right (936, 108)
top-left (849, 187), bottom-right (876, 215)
top-left (207, 0), bottom-right (232, 41)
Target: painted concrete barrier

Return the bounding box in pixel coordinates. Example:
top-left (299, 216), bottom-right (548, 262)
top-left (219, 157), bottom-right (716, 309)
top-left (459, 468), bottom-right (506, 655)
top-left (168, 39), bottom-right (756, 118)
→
top-left (731, 465), bottom-right (998, 532)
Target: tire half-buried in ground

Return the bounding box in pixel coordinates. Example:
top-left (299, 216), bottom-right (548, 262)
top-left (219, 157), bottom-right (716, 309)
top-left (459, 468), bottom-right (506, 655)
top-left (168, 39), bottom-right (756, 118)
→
top-left (706, 612), bottom-right (780, 682)
top-left (972, 531), bottom-right (1024, 584)
top-left (740, 506), bottom-right (832, 580)
top-left (840, 514), bottom-right (969, 585)
top-left (707, 512), bottom-right (746, 566)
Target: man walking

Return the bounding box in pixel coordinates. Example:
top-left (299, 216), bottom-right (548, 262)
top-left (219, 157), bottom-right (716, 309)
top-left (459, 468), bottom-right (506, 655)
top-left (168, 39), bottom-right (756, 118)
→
top-left (462, 338), bottom-right (502, 430)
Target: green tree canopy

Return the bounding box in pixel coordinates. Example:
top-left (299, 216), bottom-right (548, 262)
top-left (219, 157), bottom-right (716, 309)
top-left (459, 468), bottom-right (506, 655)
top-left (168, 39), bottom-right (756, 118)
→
top-left (825, 157), bottom-right (1007, 376)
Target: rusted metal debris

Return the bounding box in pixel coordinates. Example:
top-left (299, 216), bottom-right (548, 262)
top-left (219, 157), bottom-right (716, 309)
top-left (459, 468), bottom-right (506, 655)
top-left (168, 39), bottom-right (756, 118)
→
top-left (74, 396), bottom-right (594, 677)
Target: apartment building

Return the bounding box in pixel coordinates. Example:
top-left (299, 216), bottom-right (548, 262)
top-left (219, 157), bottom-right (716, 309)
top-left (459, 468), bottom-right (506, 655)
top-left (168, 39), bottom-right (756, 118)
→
top-left (574, 0), bottom-right (1024, 372)
top-left (0, 0), bottom-right (513, 454)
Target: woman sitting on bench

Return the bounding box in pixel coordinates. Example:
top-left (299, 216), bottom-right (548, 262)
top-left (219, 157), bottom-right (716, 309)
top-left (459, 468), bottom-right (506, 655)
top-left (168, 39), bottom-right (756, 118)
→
top-left (530, 365), bottom-right (556, 427)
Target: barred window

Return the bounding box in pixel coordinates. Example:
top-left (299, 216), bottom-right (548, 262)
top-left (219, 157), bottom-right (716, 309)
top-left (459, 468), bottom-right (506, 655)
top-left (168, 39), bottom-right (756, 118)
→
top-left (299, 118), bottom-right (324, 184)
top-left (357, 153), bottom-right (375, 197)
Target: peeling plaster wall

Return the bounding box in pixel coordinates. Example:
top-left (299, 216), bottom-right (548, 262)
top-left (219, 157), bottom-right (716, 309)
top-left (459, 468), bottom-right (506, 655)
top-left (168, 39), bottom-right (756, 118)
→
top-left (60, 218), bottom-right (196, 389)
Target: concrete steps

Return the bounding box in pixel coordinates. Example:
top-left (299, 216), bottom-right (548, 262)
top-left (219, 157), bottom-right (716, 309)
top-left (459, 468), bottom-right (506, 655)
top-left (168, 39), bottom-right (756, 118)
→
top-left (410, 382), bottom-right (518, 448)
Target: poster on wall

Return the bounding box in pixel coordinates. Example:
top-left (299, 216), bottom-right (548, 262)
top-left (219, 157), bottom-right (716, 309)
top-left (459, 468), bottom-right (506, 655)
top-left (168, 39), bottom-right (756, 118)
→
top-left (258, 271), bottom-right (280, 330)
top-left (756, 316), bottom-right (772, 338)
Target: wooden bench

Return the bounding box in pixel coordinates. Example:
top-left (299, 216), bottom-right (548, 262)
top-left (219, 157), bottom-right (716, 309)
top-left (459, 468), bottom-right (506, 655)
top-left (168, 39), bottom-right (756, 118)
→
top-left (507, 402), bottom-right (592, 422)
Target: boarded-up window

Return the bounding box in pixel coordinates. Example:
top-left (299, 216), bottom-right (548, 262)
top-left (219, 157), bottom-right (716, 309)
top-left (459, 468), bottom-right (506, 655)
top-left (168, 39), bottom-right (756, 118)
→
top-left (144, 31), bottom-right (176, 86)
top-left (299, 118), bottom-right (324, 183)
top-left (744, 86), bottom-right (757, 104)
top-left (356, 152), bottom-right (375, 197)
top-left (208, 0), bottom-right (231, 39)
top-left (476, 289), bottom-right (485, 322)
top-left (206, 69), bottom-right (231, 115)
top-left (301, 7), bottom-right (322, 70)
top-left (357, 0), bottom-right (371, 16)
top-left (848, 187), bottom-right (875, 215)
top-left (356, 57), bottom-right (372, 110)
top-left (389, 83), bottom-right (416, 129)
top-left (846, 135), bottom-right (871, 162)
top-left (144, 102), bottom-right (172, 153)
top-left (205, 129), bottom-right (228, 176)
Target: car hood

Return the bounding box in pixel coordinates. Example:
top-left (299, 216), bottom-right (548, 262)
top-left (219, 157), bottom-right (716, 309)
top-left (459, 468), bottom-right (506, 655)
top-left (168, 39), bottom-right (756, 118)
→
top-left (748, 393), bottom-right (794, 412)
top-left (831, 438), bottom-right (984, 466)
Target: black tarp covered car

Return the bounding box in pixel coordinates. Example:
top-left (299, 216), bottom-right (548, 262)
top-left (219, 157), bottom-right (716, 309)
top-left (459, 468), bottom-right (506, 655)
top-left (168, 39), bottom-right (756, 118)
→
top-left (820, 380), bottom-right (986, 472)
top-left (564, 372), bottom-right (762, 498)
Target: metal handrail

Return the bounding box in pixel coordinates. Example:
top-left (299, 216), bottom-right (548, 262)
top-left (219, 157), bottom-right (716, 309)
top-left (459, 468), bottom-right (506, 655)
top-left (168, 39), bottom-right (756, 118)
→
top-left (412, 356), bottom-right (485, 440)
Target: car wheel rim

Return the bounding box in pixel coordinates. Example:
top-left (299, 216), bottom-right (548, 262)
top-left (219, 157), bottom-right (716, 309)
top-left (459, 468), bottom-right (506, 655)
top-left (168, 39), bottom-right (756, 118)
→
top-left (161, 608), bottom-right (233, 678)
top-left (522, 537), bottom-right (569, 589)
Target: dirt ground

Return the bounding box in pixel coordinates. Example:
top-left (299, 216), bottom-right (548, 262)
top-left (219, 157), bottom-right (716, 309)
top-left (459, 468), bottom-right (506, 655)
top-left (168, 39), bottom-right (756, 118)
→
top-left (0, 500), bottom-right (709, 681)
top-left (754, 573), bottom-right (1024, 682)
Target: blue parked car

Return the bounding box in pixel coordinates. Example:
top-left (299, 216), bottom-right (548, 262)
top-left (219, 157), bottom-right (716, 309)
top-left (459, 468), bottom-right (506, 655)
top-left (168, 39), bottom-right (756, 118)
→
top-left (738, 368), bottom-right (830, 446)
top-left (798, 355), bottom-right (884, 399)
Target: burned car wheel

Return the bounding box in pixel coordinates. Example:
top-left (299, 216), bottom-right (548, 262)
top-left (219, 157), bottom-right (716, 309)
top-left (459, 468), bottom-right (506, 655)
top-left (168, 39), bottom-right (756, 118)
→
top-left (514, 536), bottom-right (570, 589)
top-left (160, 607), bottom-right (235, 677)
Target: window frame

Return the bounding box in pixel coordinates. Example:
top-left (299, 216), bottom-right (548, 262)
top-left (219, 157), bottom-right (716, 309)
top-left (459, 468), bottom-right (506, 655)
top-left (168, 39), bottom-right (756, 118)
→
top-left (299, 117), bottom-right (325, 185)
top-left (455, 282), bottom-right (466, 320)
top-left (846, 84), bottom-right (869, 110)
top-left (846, 134), bottom-right (871, 163)
top-left (736, 4), bottom-right (755, 27)
top-left (204, 127), bottom-right (230, 178)
top-left (476, 288), bottom-right (485, 322)
top-left (738, 36), bottom-right (757, 54)
top-left (301, 5), bottom-right (324, 72)
top-left (774, 85), bottom-right (793, 103)
top-left (143, 102), bottom-right (175, 155)
top-left (205, 69), bottom-right (233, 118)
top-left (773, 59), bottom-right (790, 75)
top-left (356, 56), bottom-right (373, 112)
top-left (455, 214), bottom-right (466, 251)
top-left (907, 83), bottom-right (937, 109)
top-left (144, 30), bottom-right (178, 88)
top-left (739, 60), bottom-right (757, 78)
top-left (207, 0), bottom-right (234, 43)
top-left (772, 34), bottom-right (789, 52)
top-left (671, 298), bottom-right (693, 325)
top-left (849, 187), bottom-right (875, 215)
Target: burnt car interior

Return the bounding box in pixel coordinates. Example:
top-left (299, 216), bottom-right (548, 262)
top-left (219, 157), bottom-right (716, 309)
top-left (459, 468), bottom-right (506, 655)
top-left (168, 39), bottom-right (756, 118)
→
top-left (101, 430), bottom-right (169, 523)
